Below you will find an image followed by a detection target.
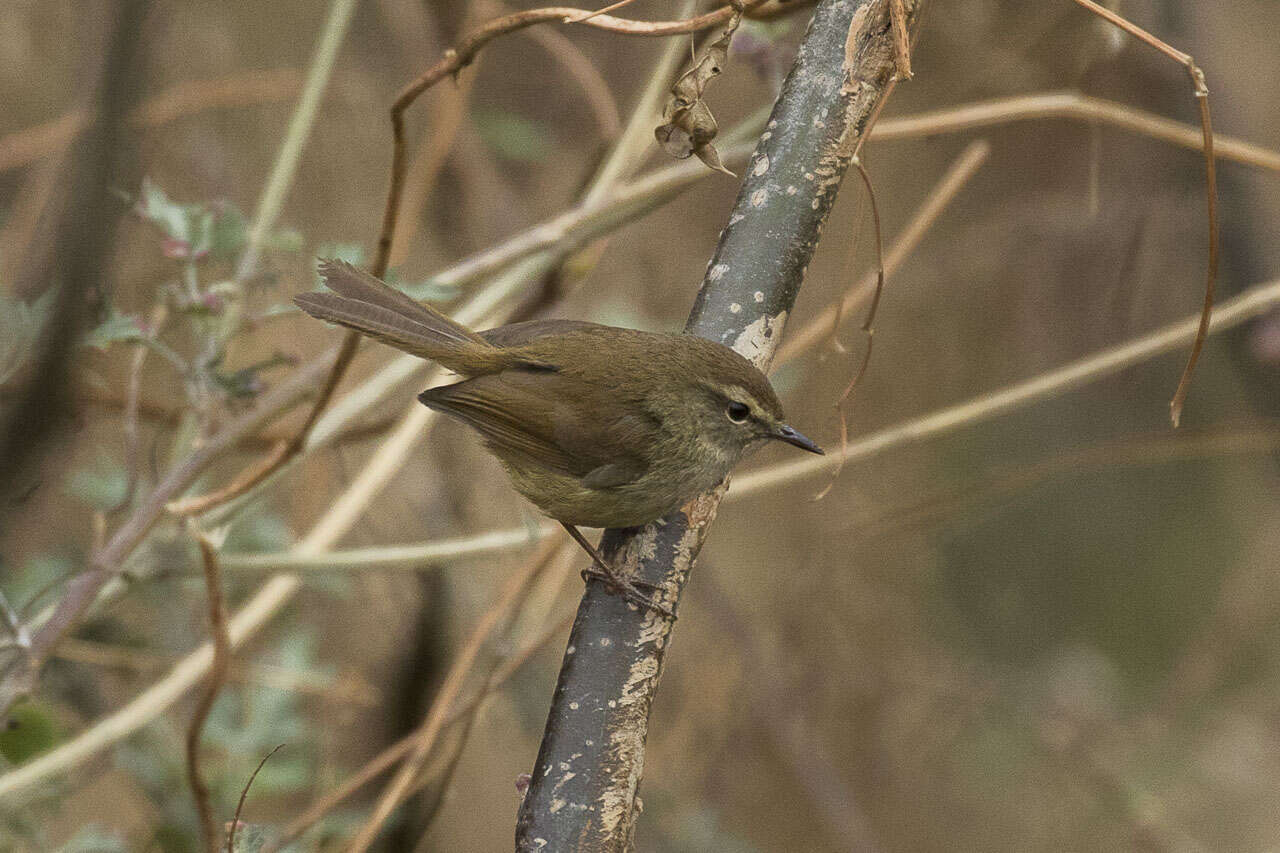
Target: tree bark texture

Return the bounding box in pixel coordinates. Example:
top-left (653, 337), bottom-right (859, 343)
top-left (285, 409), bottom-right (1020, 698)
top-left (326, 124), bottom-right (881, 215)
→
top-left (515, 1), bottom-right (917, 849)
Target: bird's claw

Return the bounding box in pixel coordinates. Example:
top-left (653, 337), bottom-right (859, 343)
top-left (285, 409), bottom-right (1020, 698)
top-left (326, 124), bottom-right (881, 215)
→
top-left (581, 566), bottom-right (674, 619)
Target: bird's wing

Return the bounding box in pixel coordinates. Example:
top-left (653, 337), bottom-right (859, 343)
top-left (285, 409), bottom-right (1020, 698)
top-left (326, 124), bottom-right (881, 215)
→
top-left (419, 371), bottom-right (656, 487)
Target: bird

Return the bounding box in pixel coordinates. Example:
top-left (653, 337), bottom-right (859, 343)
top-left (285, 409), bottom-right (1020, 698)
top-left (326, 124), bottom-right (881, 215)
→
top-left (295, 259), bottom-right (822, 613)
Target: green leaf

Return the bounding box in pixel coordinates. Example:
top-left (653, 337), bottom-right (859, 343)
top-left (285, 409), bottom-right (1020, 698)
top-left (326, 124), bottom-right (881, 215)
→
top-left (4, 553), bottom-right (75, 615)
top-left (313, 243), bottom-right (365, 281)
top-left (83, 310), bottom-right (146, 351)
top-left (264, 227), bottom-right (304, 254)
top-left (56, 826), bottom-right (129, 853)
top-left (225, 508), bottom-right (294, 553)
top-left (138, 177), bottom-right (193, 247)
top-left (398, 278), bottom-right (460, 303)
top-left (0, 701), bottom-right (63, 764)
top-left (208, 203), bottom-right (249, 260)
top-left (0, 289), bottom-right (54, 383)
top-left (473, 109), bottom-right (554, 162)
top-left (64, 456), bottom-right (128, 509)
top-left (136, 178), bottom-right (254, 262)
top-left (229, 822), bottom-right (269, 853)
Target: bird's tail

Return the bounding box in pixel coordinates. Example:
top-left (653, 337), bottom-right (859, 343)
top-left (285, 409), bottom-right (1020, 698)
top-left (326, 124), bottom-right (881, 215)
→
top-left (295, 259), bottom-right (511, 374)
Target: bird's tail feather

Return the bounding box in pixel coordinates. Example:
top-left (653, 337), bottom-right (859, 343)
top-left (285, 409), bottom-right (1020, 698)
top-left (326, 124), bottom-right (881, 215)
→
top-left (316, 258), bottom-right (485, 347)
top-left (295, 261), bottom-right (511, 375)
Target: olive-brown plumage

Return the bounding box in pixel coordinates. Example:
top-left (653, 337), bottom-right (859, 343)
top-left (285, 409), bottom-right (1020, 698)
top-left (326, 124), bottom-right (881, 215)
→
top-left (295, 260), bottom-right (821, 531)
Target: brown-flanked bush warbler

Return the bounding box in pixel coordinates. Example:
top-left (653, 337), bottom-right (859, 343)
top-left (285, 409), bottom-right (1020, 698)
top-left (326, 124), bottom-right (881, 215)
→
top-left (295, 260), bottom-right (822, 614)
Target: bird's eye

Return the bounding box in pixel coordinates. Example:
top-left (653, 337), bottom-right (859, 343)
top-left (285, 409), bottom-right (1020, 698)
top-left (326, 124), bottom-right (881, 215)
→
top-left (726, 401), bottom-right (750, 423)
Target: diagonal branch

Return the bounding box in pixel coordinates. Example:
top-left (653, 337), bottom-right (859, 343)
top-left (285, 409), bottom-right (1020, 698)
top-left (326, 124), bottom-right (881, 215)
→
top-left (515, 1), bottom-right (921, 848)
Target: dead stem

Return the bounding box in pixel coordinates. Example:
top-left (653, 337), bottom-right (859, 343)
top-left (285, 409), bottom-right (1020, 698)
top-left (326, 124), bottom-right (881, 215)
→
top-left (1068, 0), bottom-right (1217, 426)
top-left (264, 609), bottom-right (574, 849)
top-left (815, 158), bottom-right (886, 501)
top-left (775, 139), bottom-right (990, 364)
top-left (227, 744), bottom-right (285, 853)
top-left (186, 528), bottom-right (232, 853)
top-left (343, 539), bottom-right (568, 852)
top-left (870, 90), bottom-right (1279, 172)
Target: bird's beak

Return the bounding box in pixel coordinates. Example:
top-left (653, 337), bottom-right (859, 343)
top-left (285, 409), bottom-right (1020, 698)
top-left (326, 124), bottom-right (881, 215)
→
top-left (773, 424), bottom-right (824, 455)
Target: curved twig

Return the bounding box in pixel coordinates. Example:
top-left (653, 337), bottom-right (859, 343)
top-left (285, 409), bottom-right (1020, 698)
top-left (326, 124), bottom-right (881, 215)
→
top-left (186, 529), bottom-right (231, 853)
top-left (1066, 0), bottom-right (1218, 426)
top-left (344, 540), bottom-right (569, 852)
top-left (265, 609), bottom-right (573, 850)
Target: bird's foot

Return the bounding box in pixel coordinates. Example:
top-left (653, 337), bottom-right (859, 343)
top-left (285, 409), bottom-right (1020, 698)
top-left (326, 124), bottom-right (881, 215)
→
top-left (581, 565), bottom-right (674, 619)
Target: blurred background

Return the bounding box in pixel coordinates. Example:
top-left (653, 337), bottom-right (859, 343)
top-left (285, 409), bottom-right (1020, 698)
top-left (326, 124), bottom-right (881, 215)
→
top-left (2, 0), bottom-right (1279, 849)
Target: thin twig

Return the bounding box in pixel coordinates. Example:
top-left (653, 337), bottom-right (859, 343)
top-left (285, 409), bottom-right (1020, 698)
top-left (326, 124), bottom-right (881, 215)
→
top-left (268, 609), bottom-right (574, 850)
top-left (409, 555), bottom-right (575, 848)
top-left (0, 69), bottom-right (307, 174)
top-left (186, 528), bottom-right (232, 853)
top-left (566, 0), bottom-right (645, 24)
top-left (523, 24), bottom-right (624, 139)
top-left (409, 661), bottom-right (494, 850)
top-left (54, 638), bottom-right (381, 705)
top-left (108, 304), bottom-right (168, 519)
top-left (345, 539), bottom-right (568, 852)
top-left (235, 0), bottom-right (358, 281)
top-left (375, 1), bottom-right (772, 280)
top-left (227, 743), bottom-right (285, 853)
top-left (164, 0), bottom-right (359, 517)
top-left (869, 90), bottom-right (1280, 172)
top-left (701, 572), bottom-right (883, 852)
top-left (1170, 87), bottom-right (1216, 427)
top-left (775, 139), bottom-right (990, 364)
top-left (815, 157), bottom-right (885, 500)
top-left (735, 274), bottom-right (1280, 497)
top-left (1067, 0), bottom-right (1217, 426)
top-left (854, 424), bottom-right (1280, 544)
top-left (388, 73), bottom-right (476, 270)
top-left (221, 524), bottom-right (558, 573)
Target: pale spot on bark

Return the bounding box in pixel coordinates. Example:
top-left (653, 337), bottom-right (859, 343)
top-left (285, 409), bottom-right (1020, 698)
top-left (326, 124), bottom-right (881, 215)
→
top-left (733, 311), bottom-right (788, 366)
top-left (750, 189), bottom-right (768, 207)
top-left (729, 303), bottom-right (742, 314)
top-left (708, 263), bottom-right (728, 281)
top-left (752, 154), bottom-right (770, 176)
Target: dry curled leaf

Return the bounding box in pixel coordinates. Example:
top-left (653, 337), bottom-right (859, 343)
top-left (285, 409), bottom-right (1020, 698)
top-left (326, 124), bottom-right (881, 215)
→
top-left (654, 5), bottom-right (744, 177)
